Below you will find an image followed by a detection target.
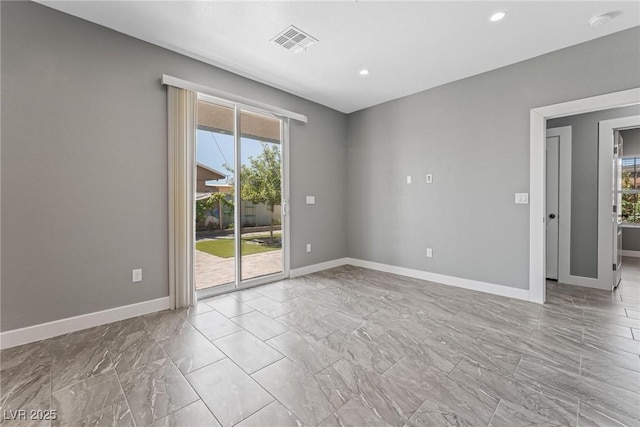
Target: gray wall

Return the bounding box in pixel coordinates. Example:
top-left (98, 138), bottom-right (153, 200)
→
top-left (346, 27), bottom-right (640, 290)
top-left (3, 1), bottom-right (640, 332)
top-left (548, 105), bottom-right (640, 277)
top-left (621, 128), bottom-right (640, 156)
top-left (619, 128), bottom-right (640, 251)
top-left (622, 228), bottom-right (640, 251)
top-left (1, 1), bottom-right (347, 331)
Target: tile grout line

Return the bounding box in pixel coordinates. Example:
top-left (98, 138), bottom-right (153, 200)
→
top-left (48, 340), bottom-right (53, 426)
top-left (147, 318), bottom-right (225, 427)
top-left (486, 398), bottom-right (501, 426)
top-left (106, 344), bottom-right (138, 427)
top-left (183, 378), bottom-right (226, 427)
top-left (228, 400), bottom-right (278, 427)
top-left (513, 356), bottom-right (524, 376)
top-left (312, 357), bottom-right (349, 413)
top-left (578, 354), bottom-right (582, 376)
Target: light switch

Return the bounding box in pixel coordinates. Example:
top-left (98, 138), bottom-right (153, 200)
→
top-left (407, 176), bottom-right (412, 184)
top-left (132, 269), bottom-right (142, 283)
top-left (515, 193), bottom-right (529, 204)
top-left (306, 196), bottom-right (315, 205)
top-left (426, 174), bottom-right (433, 183)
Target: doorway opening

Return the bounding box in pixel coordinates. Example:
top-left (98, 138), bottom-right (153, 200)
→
top-left (529, 88), bottom-right (640, 303)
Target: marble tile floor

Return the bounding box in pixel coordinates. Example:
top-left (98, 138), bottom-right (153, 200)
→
top-left (2, 259), bottom-right (640, 426)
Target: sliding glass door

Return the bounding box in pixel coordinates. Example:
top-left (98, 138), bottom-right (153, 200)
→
top-left (195, 101), bottom-right (236, 291)
top-left (239, 111), bottom-right (284, 281)
top-left (195, 97), bottom-right (288, 296)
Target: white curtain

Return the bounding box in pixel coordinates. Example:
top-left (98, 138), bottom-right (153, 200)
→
top-left (167, 86), bottom-right (196, 309)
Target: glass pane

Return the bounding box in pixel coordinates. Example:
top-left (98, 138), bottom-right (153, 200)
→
top-left (195, 101), bottom-right (236, 290)
top-left (622, 193), bottom-right (638, 223)
top-left (622, 158), bottom-right (637, 190)
top-left (239, 110), bottom-right (283, 281)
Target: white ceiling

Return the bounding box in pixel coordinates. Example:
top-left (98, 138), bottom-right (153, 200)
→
top-left (38, 1), bottom-right (640, 113)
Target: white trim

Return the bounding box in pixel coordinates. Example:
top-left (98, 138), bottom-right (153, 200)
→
top-left (621, 250), bottom-right (640, 258)
top-left (620, 223), bottom-right (640, 228)
top-left (162, 75), bottom-right (307, 123)
top-left (289, 257), bottom-right (529, 301)
top-left (529, 88), bottom-right (640, 302)
top-left (599, 116), bottom-right (640, 289)
top-left (289, 258), bottom-right (349, 278)
top-left (346, 258), bottom-right (530, 301)
top-left (533, 89), bottom-right (640, 119)
top-left (282, 119), bottom-right (292, 278)
top-left (530, 110), bottom-right (546, 304)
top-left (0, 297), bottom-right (170, 350)
top-left (557, 275), bottom-right (605, 289)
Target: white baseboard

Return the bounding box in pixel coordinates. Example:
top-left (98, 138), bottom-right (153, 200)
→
top-left (345, 258), bottom-right (531, 302)
top-left (621, 250), bottom-right (640, 258)
top-left (290, 256), bottom-right (530, 302)
top-left (1, 257), bottom-right (532, 349)
top-left (557, 273), bottom-right (610, 290)
top-left (0, 297), bottom-right (170, 350)
top-left (290, 258), bottom-right (349, 278)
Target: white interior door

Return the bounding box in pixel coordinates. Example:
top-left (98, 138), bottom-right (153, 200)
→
top-left (613, 131), bottom-right (623, 288)
top-left (546, 135), bottom-right (560, 280)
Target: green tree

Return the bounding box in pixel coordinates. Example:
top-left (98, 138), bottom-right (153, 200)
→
top-left (240, 144), bottom-right (281, 244)
top-left (196, 192), bottom-right (233, 230)
top-left (620, 170), bottom-right (640, 223)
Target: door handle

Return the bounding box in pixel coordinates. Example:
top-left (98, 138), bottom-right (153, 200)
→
top-left (549, 214), bottom-right (556, 219)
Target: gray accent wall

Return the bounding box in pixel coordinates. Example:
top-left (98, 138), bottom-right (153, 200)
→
top-left (346, 27), bottom-right (640, 290)
top-left (548, 105), bottom-right (640, 278)
top-left (1, 1), bottom-right (347, 331)
top-left (622, 228), bottom-right (640, 251)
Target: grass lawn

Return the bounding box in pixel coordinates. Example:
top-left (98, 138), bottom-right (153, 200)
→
top-left (196, 235), bottom-right (280, 258)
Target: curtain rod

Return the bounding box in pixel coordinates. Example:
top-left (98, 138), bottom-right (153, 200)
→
top-left (161, 75), bottom-right (307, 123)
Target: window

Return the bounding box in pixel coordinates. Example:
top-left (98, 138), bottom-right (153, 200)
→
top-left (621, 157), bottom-right (640, 223)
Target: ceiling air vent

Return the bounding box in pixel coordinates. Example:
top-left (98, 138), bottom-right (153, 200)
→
top-left (271, 25), bottom-right (318, 53)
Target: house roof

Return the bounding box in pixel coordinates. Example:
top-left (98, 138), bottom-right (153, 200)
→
top-left (197, 163), bottom-right (226, 182)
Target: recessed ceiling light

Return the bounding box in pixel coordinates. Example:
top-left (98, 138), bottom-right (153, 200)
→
top-left (589, 12), bottom-right (619, 28)
top-left (490, 11), bottom-right (507, 22)
top-left (359, 69), bottom-right (370, 76)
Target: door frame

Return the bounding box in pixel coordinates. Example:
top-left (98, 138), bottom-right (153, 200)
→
top-left (195, 94), bottom-right (291, 300)
top-left (529, 88), bottom-right (640, 303)
top-left (599, 116), bottom-right (640, 289)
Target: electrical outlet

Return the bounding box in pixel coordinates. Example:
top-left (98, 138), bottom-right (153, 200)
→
top-left (306, 196), bottom-right (316, 205)
top-left (132, 269), bottom-right (142, 283)
top-left (515, 193), bottom-right (529, 204)
top-left (306, 243), bottom-right (312, 253)
top-left (426, 248), bottom-right (433, 258)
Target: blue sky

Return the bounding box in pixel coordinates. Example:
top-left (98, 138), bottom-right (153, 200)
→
top-left (196, 130), bottom-right (276, 184)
